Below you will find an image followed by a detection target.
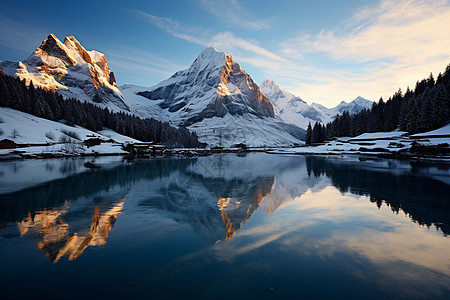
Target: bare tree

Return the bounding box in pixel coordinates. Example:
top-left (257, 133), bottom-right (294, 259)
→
top-left (11, 129), bottom-right (19, 138)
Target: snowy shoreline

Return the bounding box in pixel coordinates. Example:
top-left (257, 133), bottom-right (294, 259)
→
top-left (2, 107), bottom-right (449, 162)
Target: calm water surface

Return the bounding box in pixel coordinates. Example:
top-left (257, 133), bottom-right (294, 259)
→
top-left (0, 154), bottom-right (450, 299)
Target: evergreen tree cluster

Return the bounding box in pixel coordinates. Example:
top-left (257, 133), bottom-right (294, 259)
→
top-left (0, 72), bottom-right (202, 147)
top-left (305, 64), bottom-right (450, 145)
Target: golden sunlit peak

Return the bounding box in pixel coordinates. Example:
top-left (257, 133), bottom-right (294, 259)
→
top-left (217, 197), bottom-right (231, 210)
top-left (217, 197), bottom-right (241, 211)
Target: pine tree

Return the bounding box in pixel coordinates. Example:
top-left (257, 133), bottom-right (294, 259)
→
top-left (306, 122), bottom-right (312, 145)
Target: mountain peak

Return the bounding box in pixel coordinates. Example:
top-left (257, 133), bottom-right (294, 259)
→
top-left (191, 47), bottom-right (230, 74)
top-left (260, 78), bottom-right (317, 128)
top-left (262, 78), bottom-right (275, 84)
top-left (260, 78), bottom-right (305, 104)
top-left (36, 33), bottom-right (76, 65)
top-left (1, 34), bottom-right (127, 111)
top-left (200, 46), bottom-right (222, 55)
top-left (135, 47), bottom-right (274, 127)
top-left (352, 96), bottom-right (369, 103)
top-left (261, 78), bottom-right (278, 89)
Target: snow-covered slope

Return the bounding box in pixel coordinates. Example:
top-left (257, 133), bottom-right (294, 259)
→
top-left (0, 107), bottom-right (140, 157)
top-left (0, 107), bottom-right (139, 145)
top-left (260, 79), bottom-right (373, 128)
top-left (269, 124), bottom-right (450, 157)
top-left (410, 123), bottom-right (450, 138)
top-left (0, 34), bottom-right (128, 112)
top-left (120, 48), bottom-right (302, 147)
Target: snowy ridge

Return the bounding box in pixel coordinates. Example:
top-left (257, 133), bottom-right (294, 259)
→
top-left (311, 96), bottom-right (373, 122)
top-left (0, 34), bottom-right (128, 112)
top-left (260, 78), bottom-right (373, 128)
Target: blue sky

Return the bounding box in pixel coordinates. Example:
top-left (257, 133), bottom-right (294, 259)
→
top-left (1, 0), bottom-right (449, 107)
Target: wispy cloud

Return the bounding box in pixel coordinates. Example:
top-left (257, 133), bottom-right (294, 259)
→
top-left (276, 0), bottom-right (450, 105)
top-left (200, 0), bottom-right (270, 30)
top-left (131, 9), bottom-right (283, 63)
top-left (131, 9), bottom-right (208, 45)
top-left (0, 14), bottom-right (48, 54)
top-left (281, 0), bottom-right (450, 65)
top-left (107, 46), bottom-right (188, 82)
top-left (210, 31), bottom-right (285, 62)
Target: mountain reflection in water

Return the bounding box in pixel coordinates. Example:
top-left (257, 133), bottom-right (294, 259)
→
top-left (1, 154), bottom-right (450, 299)
top-left (0, 153), bottom-right (449, 262)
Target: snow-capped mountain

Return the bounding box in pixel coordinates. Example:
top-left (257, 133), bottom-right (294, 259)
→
top-left (260, 78), bottom-right (323, 129)
top-left (311, 96), bottom-right (373, 121)
top-left (260, 78), bottom-right (373, 128)
top-left (121, 47), bottom-right (303, 147)
top-left (0, 34), bottom-right (128, 112)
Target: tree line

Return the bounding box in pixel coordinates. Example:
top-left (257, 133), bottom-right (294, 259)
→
top-left (306, 63), bottom-right (450, 145)
top-left (0, 72), bottom-right (202, 147)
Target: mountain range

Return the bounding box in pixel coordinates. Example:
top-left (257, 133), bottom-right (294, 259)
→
top-left (0, 34), bottom-right (372, 146)
top-left (260, 78), bottom-right (373, 129)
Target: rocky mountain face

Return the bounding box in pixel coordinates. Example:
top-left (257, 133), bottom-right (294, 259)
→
top-left (0, 34), bottom-right (128, 112)
top-left (260, 78), bottom-right (373, 128)
top-left (121, 48), bottom-right (303, 147)
top-left (136, 48), bottom-right (274, 125)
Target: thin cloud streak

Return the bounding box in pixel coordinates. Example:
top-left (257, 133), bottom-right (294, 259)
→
top-left (0, 15), bottom-right (48, 54)
top-left (108, 46), bottom-right (187, 72)
top-left (131, 9), bottom-right (208, 45)
top-left (210, 32), bottom-right (285, 62)
top-left (131, 9), bottom-right (284, 63)
top-left (200, 0), bottom-right (270, 30)
top-left (107, 48), bottom-right (188, 85)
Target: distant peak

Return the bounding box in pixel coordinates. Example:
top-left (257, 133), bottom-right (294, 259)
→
top-left (260, 78), bottom-right (290, 95)
top-left (201, 46), bottom-right (222, 54)
top-left (261, 78), bottom-right (276, 85)
top-left (352, 96), bottom-right (370, 102)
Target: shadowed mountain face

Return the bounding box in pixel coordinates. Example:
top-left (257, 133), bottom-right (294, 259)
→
top-left (1, 154), bottom-right (449, 264)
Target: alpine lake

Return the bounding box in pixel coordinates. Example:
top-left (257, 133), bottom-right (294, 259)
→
top-left (1, 153), bottom-right (449, 299)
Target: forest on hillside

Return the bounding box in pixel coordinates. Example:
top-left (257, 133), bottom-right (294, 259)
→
top-left (0, 72), bottom-right (202, 147)
top-left (306, 63), bottom-right (450, 145)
